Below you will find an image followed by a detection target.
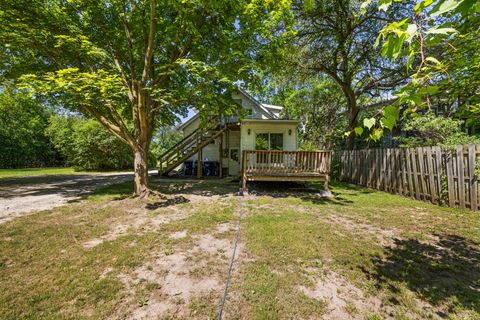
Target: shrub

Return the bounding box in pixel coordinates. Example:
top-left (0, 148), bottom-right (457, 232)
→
top-left (46, 115), bottom-right (133, 170)
top-left (0, 85), bottom-right (62, 168)
top-left (396, 112), bottom-right (480, 148)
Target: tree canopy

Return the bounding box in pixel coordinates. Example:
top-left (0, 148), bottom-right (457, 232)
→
top-left (0, 0), bottom-right (291, 196)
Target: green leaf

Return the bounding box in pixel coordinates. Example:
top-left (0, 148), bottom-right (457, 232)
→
top-left (370, 128), bottom-right (384, 141)
top-left (426, 56), bottom-right (441, 65)
top-left (354, 126), bottom-right (364, 136)
top-left (414, 0), bottom-right (434, 14)
top-left (405, 24), bottom-right (418, 42)
top-left (425, 27), bottom-right (458, 34)
top-left (430, 0), bottom-right (464, 17)
top-left (392, 34), bottom-right (406, 59)
top-left (378, 0), bottom-right (393, 11)
top-left (383, 105), bottom-right (400, 120)
top-left (380, 116), bottom-right (397, 130)
top-left (364, 117), bottom-right (376, 129)
top-left (407, 49), bottom-right (415, 72)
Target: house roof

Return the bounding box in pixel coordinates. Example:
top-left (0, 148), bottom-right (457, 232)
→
top-left (241, 119), bottom-right (300, 124)
top-left (177, 87), bottom-right (285, 131)
top-left (236, 87), bottom-right (279, 120)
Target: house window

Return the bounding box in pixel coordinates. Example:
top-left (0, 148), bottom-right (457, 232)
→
top-left (255, 133), bottom-right (284, 164)
top-left (255, 133), bottom-right (284, 150)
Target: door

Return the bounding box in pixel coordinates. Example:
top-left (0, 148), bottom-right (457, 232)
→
top-left (228, 148), bottom-right (240, 175)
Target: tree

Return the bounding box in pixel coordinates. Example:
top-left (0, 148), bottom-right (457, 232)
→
top-left (366, 0), bottom-right (480, 136)
top-left (286, 0), bottom-right (407, 149)
top-left (395, 112), bottom-right (480, 147)
top-left (0, 83), bottom-right (60, 168)
top-left (277, 78), bottom-right (347, 149)
top-left (0, 0), bottom-right (290, 196)
top-left (46, 115), bottom-right (134, 170)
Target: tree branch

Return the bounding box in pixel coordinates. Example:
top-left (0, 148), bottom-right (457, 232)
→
top-left (142, 0), bottom-right (156, 82)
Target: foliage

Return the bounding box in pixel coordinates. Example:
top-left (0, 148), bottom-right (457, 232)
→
top-left (0, 0), bottom-right (293, 195)
top-left (149, 128), bottom-right (183, 161)
top-left (0, 84), bottom-right (61, 168)
top-left (46, 115), bottom-right (133, 170)
top-left (280, 78), bottom-right (347, 149)
top-left (358, 0), bottom-right (480, 140)
top-left (284, 0), bottom-right (407, 148)
top-left (395, 112), bottom-right (480, 147)
top-left (255, 135), bottom-right (269, 150)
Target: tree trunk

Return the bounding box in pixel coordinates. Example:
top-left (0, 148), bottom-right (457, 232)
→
top-left (133, 147), bottom-right (150, 198)
top-left (346, 101), bottom-right (358, 150)
top-left (341, 84), bottom-right (358, 150)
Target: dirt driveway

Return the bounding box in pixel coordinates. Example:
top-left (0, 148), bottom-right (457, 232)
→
top-left (0, 172), bottom-right (136, 224)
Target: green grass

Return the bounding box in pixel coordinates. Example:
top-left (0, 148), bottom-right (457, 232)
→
top-left (0, 179), bottom-right (479, 319)
top-left (0, 167), bottom-right (131, 179)
top-left (0, 167), bottom-right (78, 178)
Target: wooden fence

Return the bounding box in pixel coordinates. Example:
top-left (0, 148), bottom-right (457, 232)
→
top-left (338, 145), bottom-right (480, 210)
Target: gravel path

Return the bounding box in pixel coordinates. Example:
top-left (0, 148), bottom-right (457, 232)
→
top-left (0, 172), bottom-right (138, 224)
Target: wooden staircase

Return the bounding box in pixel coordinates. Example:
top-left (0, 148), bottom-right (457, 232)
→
top-left (158, 124), bottom-right (227, 176)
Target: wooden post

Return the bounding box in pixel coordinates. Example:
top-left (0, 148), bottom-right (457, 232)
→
top-left (457, 145), bottom-right (466, 209)
top-left (219, 133), bottom-right (223, 178)
top-left (240, 150), bottom-right (247, 195)
top-left (197, 147), bottom-right (203, 178)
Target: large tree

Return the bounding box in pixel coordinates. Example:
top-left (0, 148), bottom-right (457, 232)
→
top-left (287, 0), bottom-right (407, 149)
top-left (0, 0), bottom-right (290, 196)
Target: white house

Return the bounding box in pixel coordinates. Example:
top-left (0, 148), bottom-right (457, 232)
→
top-left (158, 87), bottom-right (331, 191)
top-left (170, 87), bottom-right (299, 176)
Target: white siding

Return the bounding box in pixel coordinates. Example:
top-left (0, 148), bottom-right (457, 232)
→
top-left (231, 92), bottom-right (270, 120)
top-left (240, 122), bottom-right (298, 152)
top-left (182, 117), bottom-right (200, 136)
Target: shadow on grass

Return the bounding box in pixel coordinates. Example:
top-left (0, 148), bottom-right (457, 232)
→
top-left (0, 173), bottom-right (134, 201)
top-left (90, 177), bottom-right (239, 200)
top-left (145, 196), bottom-right (190, 210)
top-left (367, 235), bottom-right (480, 315)
top-left (246, 181), bottom-right (373, 206)
top-left (90, 178), bottom-right (374, 208)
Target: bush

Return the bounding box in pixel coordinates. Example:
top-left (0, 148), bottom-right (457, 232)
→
top-left (0, 85), bottom-right (62, 168)
top-left (46, 115), bottom-right (133, 170)
top-left (396, 112), bottom-right (480, 148)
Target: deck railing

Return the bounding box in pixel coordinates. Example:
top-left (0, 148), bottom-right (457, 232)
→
top-left (242, 150), bottom-right (332, 176)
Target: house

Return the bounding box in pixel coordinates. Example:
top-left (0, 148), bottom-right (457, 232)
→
top-left (158, 87), bottom-right (332, 191)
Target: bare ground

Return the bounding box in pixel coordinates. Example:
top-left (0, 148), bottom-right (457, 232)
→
top-left (0, 172), bottom-right (134, 224)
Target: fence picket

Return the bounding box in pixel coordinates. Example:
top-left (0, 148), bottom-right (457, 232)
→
top-left (338, 145), bottom-right (480, 210)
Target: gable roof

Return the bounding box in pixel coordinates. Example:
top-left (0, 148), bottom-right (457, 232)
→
top-left (177, 87), bottom-right (283, 131)
top-left (236, 87), bottom-right (280, 120)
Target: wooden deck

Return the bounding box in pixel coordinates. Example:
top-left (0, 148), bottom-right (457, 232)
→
top-left (241, 150), bottom-right (332, 191)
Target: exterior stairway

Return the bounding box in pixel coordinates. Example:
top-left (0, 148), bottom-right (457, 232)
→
top-left (158, 124), bottom-right (227, 176)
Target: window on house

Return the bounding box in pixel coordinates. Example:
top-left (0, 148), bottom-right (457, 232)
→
top-left (255, 133), bottom-right (283, 150)
top-left (255, 133), bottom-right (284, 164)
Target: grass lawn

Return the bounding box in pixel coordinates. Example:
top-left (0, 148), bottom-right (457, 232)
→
top-left (0, 178), bottom-right (479, 319)
top-left (0, 167), bottom-right (131, 179)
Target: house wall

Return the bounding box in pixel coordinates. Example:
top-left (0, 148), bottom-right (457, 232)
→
top-left (182, 118), bottom-right (220, 162)
top-left (240, 122), bottom-right (298, 152)
top-left (232, 92), bottom-right (270, 120)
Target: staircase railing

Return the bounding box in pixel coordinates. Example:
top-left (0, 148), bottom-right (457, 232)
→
top-left (158, 123), bottom-right (226, 175)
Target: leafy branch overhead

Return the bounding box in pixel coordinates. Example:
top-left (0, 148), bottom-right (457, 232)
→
top-left (355, 0), bottom-right (480, 142)
top-left (0, 0), bottom-right (292, 196)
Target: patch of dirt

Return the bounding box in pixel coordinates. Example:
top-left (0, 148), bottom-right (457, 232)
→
top-left (169, 230), bottom-right (188, 239)
top-left (215, 222), bottom-right (235, 233)
top-left (325, 214), bottom-right (399, 247)
top-left (0, 173), bottom-right (134, 224)
top-left (82, 199), bottom-right (193, 249)
top-left (114, 230), bottom-right (240, 319)
top-left (298, 271), bottom-right (387, 319)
